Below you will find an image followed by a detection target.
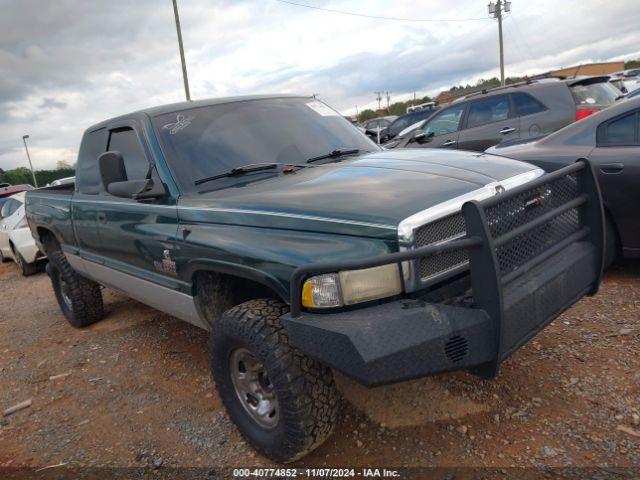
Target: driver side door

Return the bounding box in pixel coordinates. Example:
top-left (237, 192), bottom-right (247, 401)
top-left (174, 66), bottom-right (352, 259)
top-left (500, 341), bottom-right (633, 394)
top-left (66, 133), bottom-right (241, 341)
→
top-left (408, 103), bottom-right (466, 149)
top-left (92, 121), bottom-right (180, 281)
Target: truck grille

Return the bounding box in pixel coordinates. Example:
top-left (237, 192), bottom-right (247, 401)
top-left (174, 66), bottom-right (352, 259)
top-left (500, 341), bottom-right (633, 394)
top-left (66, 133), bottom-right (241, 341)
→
top-left (415, 212), bottom-right (468, 281)
top-left (485, 172), bottom-right (580, 275)
top-left (411, 171), bottom-right (580, 284)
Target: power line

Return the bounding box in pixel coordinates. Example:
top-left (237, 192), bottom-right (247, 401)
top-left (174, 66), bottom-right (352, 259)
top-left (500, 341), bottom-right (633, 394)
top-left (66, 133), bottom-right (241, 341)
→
top-left (273, 0), bottom-right (488, 22)
top-left (507, 15), bottom-right (536, 63)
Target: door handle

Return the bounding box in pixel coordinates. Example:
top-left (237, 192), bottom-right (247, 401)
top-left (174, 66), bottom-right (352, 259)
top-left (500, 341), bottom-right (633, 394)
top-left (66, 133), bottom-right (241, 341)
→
top-left (600, 163), bottom-right (624, 174)
top-left (499, 126), bottom-right (516, 134)
top-left (442, 139), bottom-right (457, 147)
top-left (96, 212), bottom-right (107, 223)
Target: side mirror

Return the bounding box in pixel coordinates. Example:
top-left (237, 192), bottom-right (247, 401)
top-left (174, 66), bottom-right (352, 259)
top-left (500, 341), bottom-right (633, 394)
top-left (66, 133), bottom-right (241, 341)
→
top-left (98, 151), bottom-right (164, 200)
top-left (413, 131), bottom-right (433, 144)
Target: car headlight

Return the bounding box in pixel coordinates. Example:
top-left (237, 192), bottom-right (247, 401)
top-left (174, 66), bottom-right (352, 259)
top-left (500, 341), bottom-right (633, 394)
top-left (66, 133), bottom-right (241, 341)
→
top-left (301, 264), bottom-right (402, 309)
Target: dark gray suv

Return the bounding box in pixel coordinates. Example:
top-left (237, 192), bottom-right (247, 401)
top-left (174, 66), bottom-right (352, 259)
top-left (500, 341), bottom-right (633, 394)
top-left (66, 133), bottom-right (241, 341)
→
top-left (387, 77), bottom-right (621, 152)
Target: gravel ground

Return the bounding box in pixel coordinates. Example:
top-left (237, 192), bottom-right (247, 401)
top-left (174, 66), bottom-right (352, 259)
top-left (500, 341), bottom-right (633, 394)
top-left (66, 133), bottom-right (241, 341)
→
top-left (0, 259), bottom-right (638, 474)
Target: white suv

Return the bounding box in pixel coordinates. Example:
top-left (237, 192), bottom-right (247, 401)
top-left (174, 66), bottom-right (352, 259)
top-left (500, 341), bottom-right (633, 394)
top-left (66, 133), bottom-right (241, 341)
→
top-left (0, 192), bottom-right (43, 275)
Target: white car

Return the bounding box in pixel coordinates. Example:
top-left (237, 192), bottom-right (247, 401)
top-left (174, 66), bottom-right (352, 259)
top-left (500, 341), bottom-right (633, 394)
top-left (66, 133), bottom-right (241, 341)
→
top-left (0, 192), bottom-right (44, 275)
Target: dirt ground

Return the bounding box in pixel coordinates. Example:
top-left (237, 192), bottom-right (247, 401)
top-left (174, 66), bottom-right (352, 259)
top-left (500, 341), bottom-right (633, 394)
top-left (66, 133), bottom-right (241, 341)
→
top-left (0, 258), bottom-right (638, 474)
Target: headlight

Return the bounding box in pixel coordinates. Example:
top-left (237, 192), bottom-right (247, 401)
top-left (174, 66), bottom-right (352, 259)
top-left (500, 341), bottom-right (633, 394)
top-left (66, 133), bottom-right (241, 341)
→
top-left (301, 264), bottom-right (402, 309)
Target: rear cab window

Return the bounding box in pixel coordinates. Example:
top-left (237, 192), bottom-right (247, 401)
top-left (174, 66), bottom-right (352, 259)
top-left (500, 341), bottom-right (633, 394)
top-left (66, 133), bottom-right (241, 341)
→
top-left (76, 128), bottom-right (108, 195)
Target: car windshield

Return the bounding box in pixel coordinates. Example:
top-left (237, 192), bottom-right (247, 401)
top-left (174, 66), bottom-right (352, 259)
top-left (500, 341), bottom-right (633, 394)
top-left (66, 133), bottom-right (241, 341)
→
top-left (153, 97), bottom-right (377, 192)
top-left (570, 81), bottom-right (620, 108)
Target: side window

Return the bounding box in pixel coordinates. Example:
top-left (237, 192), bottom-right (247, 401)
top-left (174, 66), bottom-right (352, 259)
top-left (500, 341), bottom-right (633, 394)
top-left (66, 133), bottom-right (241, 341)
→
top-left (423, 104), bottom-right (465, 137)
top-left (1, 199), bottom-right (19, 218)
top-left (1, 199), bottom-right (14, 218)
top-left (76, 128), bottom-right (108, 195)
top-left (597, 112), bottom-right (638, 146)
top-left (107, 128), bottom-right (149, 181)
top-left (512, 92), bottom-right (546, 116)
top-left (466, 96), bottom-right (510, 128)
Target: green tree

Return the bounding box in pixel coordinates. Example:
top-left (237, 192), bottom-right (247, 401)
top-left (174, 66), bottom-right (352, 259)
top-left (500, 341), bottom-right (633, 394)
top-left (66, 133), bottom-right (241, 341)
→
top-left (388, 102), bottom-right (408, 116)
top-left (624, 59), bottom-right (640, 69)
top-left (357, 109), bottom-right (378, 123)
top-left (0, 167), bottom-right (75, 187)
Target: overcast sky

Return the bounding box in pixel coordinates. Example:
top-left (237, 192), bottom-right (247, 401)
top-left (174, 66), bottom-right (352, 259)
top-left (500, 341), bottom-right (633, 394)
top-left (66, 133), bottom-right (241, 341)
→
top-left (1, 0), bottom-right (639, 171)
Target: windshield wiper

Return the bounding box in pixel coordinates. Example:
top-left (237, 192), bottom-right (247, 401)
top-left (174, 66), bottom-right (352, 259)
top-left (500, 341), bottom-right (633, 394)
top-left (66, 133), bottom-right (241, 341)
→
top-left (306, 148), bottom-right (363, 164)
top-left (194, 163), bottom-right (280, 186)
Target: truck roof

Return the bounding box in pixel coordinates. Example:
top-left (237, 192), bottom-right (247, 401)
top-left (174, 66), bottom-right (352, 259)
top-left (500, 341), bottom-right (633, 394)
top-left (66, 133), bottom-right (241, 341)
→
top-left (86, 94), bottom-right (307, 132)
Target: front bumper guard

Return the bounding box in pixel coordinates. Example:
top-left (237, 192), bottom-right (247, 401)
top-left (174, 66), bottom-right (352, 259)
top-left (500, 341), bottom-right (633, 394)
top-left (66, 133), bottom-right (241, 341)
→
top-left (281, 160), bottom-right (604, 386)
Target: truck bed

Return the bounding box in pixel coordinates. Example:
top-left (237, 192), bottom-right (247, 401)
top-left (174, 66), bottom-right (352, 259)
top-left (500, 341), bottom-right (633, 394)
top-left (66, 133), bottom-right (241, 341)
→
top-left (25, 187), bottom-right (74, 249)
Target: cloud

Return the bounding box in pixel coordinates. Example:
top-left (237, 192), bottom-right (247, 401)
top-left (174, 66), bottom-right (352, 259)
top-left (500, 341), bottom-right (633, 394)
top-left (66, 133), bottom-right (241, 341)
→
top-left (0, 0), bottom-right (638, 170)
top-left (39, 98), bottom-right (67, 109)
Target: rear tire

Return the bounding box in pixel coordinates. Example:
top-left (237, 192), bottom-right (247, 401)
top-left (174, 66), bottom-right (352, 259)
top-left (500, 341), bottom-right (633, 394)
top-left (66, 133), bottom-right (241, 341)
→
top-left (47, 249), bottom-right (104, 327)
top-left (209, 298), bottom-right (338, 462)
top-left (14, 249), bottom-right (39, 276)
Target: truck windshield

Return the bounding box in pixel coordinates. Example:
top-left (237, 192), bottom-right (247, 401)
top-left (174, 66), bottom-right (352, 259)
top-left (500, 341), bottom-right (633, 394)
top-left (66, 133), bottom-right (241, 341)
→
top-left (152, 97), bottom-right (377, 192)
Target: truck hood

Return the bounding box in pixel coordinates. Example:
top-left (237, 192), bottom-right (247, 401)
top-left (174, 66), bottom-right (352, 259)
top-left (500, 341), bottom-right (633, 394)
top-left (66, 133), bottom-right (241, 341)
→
top-left (178, 149), bottom-right (540, 239)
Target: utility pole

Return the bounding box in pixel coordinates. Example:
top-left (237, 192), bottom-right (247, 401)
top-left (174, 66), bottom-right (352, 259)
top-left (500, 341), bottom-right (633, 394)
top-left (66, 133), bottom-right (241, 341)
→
top-left (172, 0), bottom-right (191, 101)
top-left (374, 91), bottom-right (383, 111)
top-left (385, 91), bottom-right (391, 111)
top-left (21, 135), bottom-right (38, 188)
top-left (488, 1), bottom-right (510, 86)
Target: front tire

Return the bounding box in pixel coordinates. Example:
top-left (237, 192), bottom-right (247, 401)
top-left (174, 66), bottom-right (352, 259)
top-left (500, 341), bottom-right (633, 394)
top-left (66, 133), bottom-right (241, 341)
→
top-left (47, 249), bottom-right (104, 327)
top-left (209, 299), bottom-right (338, 462)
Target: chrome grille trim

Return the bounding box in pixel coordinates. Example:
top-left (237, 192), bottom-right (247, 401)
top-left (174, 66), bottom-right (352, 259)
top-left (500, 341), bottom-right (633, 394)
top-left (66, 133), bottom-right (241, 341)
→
top-left (399, 168), bottom-right (545, 292)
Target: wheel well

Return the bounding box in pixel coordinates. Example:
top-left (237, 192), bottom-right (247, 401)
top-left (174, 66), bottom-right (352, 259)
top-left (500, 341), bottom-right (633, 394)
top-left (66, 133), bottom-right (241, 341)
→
top-left (36, 227), bottom-right (60, 254)
top-left (193, 270), bottom-right (286, 326)
top-left (604, 207), bottom-right (620, 240)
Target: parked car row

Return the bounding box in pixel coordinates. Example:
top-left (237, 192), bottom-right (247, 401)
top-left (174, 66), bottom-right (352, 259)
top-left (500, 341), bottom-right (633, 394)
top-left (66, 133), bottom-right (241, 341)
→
top-left (375, 76), bottom-right (638, 267)
top-left (384, 76), bottom-right (621, 151)
top-left (488, 95), bottom-right (640, 264)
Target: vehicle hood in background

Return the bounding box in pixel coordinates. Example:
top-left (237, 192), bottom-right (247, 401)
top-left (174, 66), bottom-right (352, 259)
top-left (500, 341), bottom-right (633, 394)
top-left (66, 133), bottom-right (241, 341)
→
top-left (178, 149), bottom-right (539, 239)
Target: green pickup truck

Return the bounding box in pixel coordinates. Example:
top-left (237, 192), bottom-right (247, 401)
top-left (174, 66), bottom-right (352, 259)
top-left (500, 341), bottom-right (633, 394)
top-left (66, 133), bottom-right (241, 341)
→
top-left (25, 95), bottom-right (605, 462)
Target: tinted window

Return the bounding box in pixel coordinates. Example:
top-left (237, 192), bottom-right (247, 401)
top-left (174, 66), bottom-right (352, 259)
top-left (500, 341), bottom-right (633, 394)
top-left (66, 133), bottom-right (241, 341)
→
top-left (108, 128), bottom-right (149, 181)
top-left (389, 110), bottom-right (435, 136)
top-left (466, 96), bottom-right (510, 128)
top-left (1, 198), bottom-right (21, 218)
top-left (512, 92), bottom-right (546, 116)
top-left (423, 104), bottom-right (465, 136)
top-left (570, 82), bottom-right (619, 108)
top-left (0, 199), bottom-right (12, 217)
top-left (597, 112), bottom-right (638, 146)
top-left (153, 98), bottom-right (376, 192)
top-left (76, 128), bottom-right (107, 195)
